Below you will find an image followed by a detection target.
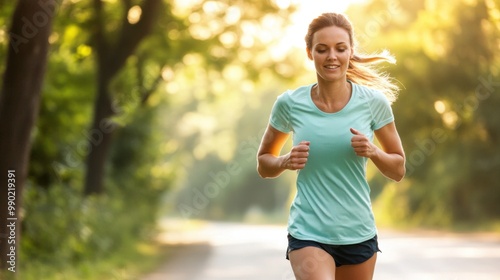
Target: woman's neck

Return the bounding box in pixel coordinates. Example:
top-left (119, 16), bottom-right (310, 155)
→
top-left (312, 79), bottom-right (352, 113)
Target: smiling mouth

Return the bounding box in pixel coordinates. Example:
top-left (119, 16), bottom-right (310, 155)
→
top-left (325, 65), bottom-right (340, 70)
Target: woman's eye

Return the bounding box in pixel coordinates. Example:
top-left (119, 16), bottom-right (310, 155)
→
top-left (338, 49), bottom-right (346, 52)
top-left (317, 49), bottom-right (326, 53)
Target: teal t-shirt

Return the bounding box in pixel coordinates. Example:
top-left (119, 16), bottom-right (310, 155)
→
top-left (269, 82), bottom-right (394, 245)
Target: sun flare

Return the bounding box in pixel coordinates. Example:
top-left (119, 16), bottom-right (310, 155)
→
top-left (282, 0), bottom-right (368, 49)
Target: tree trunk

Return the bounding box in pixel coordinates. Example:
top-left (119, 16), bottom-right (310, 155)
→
top-left (83, 0), bottom-right (161, 195)
top-left (83, 79), bottom-right (117, 195)
top-left (0, 0), bottom-right (56, 276)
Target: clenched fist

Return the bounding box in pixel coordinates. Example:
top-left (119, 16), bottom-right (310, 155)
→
top-left (350, 128), bottom-right (377, 158)
top-left (283, 141), bottom-right (310, 170)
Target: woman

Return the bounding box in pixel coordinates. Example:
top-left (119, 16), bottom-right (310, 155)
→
top-left (256, 13), bottom-right (405, 280)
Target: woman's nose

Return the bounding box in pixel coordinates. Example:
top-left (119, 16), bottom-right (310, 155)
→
top-left (327, 49), bottom-right (336, 60)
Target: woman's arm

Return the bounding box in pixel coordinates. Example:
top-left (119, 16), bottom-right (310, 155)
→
top-left (350, 122), bottom-right (406, 181)
top-left (257, 125), bottom-right (310, 178)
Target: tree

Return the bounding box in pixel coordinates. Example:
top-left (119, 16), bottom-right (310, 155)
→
top-left (0, 0), bottom-right (57, 275)
top-left (347, 0), bottom-right (500, 227)
top-left (83, 0), bottom-right (296, 195)
top-left (83, 0), bottom-right (162, 195)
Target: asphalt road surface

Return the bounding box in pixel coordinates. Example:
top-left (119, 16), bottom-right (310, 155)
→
top-left (142, 220), bottom-right (500, 280)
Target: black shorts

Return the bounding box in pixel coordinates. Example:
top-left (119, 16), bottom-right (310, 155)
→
top-left (286, 234), bottom-right (381, 267)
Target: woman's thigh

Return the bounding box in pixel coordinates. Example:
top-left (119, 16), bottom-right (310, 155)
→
top-left (335, 253), bottom-right (377, 280)
top-left (288, 246), bottom-right (336, 280)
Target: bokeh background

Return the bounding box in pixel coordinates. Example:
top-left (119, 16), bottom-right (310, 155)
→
top-left (0, 0), bottom-right (499, 279)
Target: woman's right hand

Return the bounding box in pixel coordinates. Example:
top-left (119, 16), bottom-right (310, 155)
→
top-left (283, 141), bottom-right (310, 170)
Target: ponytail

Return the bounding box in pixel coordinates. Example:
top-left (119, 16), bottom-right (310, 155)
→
top-left (348, 51), bottom-right (399, 103)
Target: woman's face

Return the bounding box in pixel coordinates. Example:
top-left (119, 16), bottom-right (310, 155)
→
top-left (307, 25), bottom-right (352, 83)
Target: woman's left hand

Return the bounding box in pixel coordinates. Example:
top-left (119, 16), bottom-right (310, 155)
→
top-left (350, 128), bottom-right (377, 158)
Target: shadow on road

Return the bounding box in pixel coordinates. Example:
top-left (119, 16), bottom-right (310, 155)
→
top-left (142, 242), bottom-right (213, 280)
top-left (141, 219), bottom-right (293, 280)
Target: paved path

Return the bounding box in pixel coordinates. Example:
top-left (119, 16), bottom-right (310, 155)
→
top-left (142, 220), bottom-right (500, 280)
top-left (376, 230), bottom-right (500, 280)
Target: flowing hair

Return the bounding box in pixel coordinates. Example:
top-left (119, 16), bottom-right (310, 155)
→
top-left (305, 13), bottom-right (400, 103)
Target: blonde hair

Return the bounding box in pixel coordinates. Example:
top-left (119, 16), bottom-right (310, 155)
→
top-left (305, 13), bottom-right (399, 103)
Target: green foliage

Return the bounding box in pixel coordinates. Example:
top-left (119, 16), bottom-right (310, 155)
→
top-left (8, 0), bottom-right (299, 275)
top-left (28, 0), bottom-right (96, 189)
top-left (20, 176), bottom-right (167, 279)
top-left (348, 0), bottom-right (500, 229)
top-left (0, 1), bottom-right (14, 82)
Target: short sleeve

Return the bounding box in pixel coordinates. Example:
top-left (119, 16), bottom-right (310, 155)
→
top-left (269, 91), bottom-right (292, 133)
top-left (370, 91), bottom-right (394, 130)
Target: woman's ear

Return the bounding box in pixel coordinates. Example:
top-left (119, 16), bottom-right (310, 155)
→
top-left (306, 48), bottom-right (313, 60)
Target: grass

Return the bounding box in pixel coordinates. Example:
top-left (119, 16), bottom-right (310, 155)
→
top-left (16, 218), bottom-right (211, 280)
top-left (18, 240), bottom-right (173, 280)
